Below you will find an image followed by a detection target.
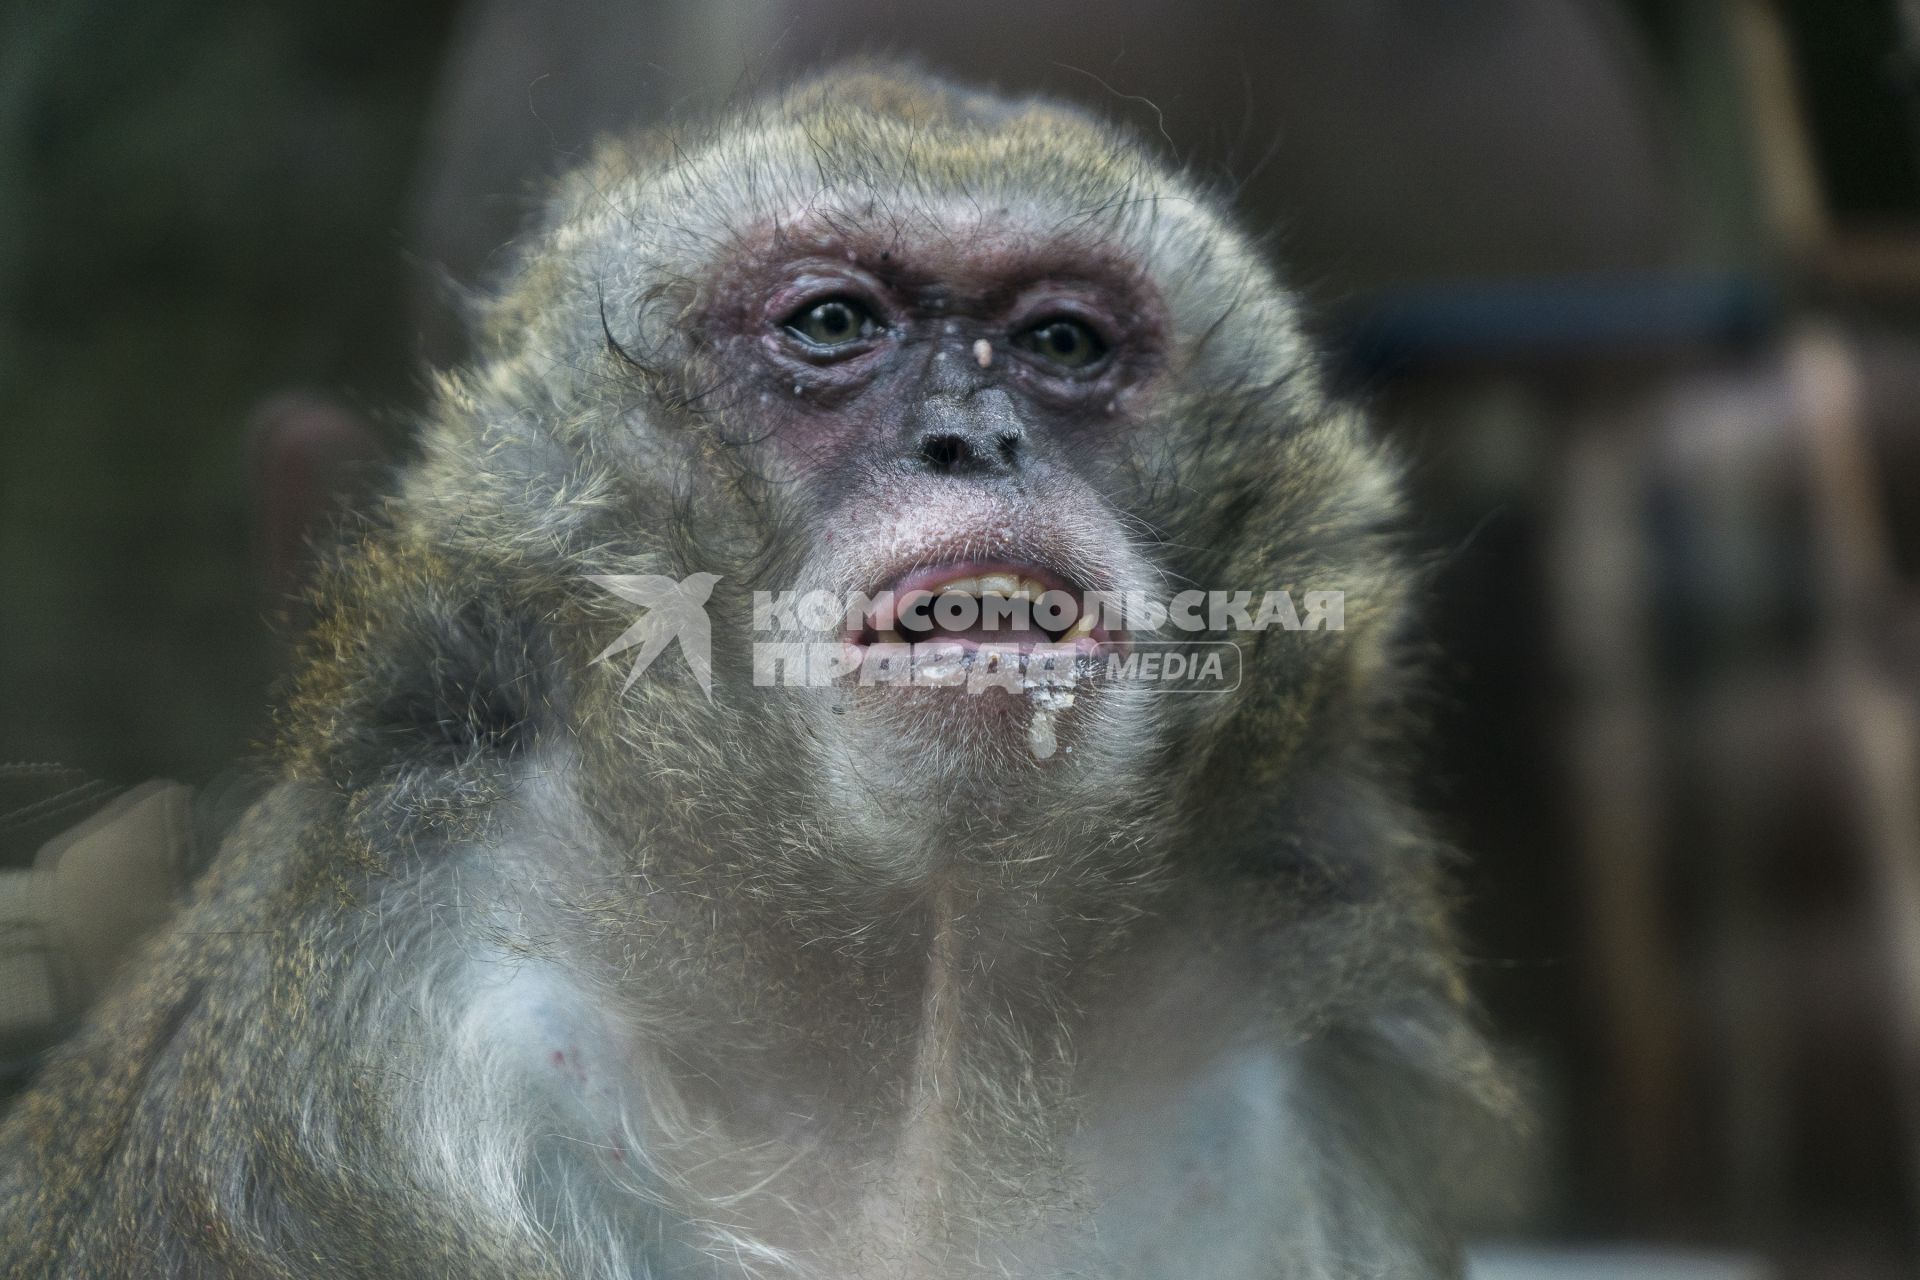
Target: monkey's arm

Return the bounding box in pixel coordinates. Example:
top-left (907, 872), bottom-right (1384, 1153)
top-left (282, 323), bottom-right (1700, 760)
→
top-left (0, 781), bottom-right (573, 1280)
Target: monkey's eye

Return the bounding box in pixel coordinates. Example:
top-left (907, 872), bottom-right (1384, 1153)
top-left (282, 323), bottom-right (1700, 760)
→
top-left (784, 297), bottom-right (880, 349)
top-left (1014, 317), bottom-right (1108, 371)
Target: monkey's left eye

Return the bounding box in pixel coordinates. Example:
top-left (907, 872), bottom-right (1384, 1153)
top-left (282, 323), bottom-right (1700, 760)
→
top-left (784, 297), bottom-right (880, 349)
top-left (1013, 317), bottom-right (1108, 371)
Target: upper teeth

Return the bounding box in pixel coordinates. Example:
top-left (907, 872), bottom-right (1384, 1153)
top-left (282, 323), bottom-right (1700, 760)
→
top-left (921, 572), bottom-right (1049, 601)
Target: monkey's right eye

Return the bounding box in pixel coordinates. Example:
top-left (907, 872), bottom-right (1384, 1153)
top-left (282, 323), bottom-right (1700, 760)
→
top-left (784, 297), bottom-right (880, 350)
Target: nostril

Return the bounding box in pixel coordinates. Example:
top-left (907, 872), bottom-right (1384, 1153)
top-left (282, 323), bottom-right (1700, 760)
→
top-left (995, 433), bottom-right (1020, 467)
top-left (921, 433), bottom-right (971, 472)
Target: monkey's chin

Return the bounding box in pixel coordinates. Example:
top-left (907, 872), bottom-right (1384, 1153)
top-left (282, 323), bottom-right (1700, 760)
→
top-left (838, 642), bottom-right (1109, 766)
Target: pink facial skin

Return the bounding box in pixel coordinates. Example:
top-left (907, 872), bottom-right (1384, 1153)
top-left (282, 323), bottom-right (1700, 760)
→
top-left (694, 212), bottom-right (1169, 466)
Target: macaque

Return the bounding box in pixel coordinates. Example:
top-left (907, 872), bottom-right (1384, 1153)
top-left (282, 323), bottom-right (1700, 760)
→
top-left (0, 67), bottom-right (1508, 1278)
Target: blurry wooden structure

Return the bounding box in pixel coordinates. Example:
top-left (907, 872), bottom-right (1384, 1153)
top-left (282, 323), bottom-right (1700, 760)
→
top-left (1350, 3), bottom-right (1920, 1273)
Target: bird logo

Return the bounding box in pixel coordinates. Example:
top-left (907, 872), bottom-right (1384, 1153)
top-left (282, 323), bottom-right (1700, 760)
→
top-left (588, 573), bottom-right (722, 700)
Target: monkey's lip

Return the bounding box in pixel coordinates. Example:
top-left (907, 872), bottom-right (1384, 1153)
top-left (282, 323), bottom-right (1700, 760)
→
top-left (847, 559), bottom-right (1123, 651)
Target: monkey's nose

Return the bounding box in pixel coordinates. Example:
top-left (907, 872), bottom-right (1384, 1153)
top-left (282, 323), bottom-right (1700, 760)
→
top-left (909, 388), bottom-right (1026, 478)
top-left (918, 426), bottom-right (1022, 477)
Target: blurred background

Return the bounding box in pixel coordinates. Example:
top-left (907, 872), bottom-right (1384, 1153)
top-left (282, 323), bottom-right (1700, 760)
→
top-left (3, 0), bottom-right (1919, 1275)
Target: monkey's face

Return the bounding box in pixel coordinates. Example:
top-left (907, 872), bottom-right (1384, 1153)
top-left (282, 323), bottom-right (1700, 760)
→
top-left (495, 73), bottom-right (1400, 862)
top-left (701, 211), bottom-right (1174, 790)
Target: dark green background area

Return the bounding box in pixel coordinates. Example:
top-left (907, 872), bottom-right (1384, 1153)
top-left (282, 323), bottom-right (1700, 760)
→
top-left (0, 0), bottom-right (459, 787)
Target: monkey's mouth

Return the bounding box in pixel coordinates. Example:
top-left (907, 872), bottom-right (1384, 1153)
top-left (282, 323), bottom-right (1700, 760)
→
top-left (848, 560), bottom-right (1122, 652)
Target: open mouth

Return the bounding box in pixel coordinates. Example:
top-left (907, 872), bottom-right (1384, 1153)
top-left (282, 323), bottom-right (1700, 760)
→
top-left (849, 560), bottom-right (1123, 651)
